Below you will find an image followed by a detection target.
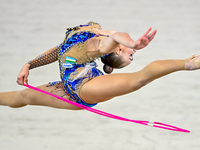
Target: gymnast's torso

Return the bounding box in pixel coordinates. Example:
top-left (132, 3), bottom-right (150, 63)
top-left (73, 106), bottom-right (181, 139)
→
top-left (57, 21), bottom-right (112, 107)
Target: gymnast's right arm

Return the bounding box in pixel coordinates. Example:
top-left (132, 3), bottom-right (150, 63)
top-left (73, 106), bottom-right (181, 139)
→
top-left (99, 27), bottom-right (156, 54)
top-left (17, 44), bottom-right (61, 85)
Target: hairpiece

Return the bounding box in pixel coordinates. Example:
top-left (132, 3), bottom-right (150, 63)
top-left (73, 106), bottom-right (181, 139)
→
top-left (101, 54), bottom-right (110, 59)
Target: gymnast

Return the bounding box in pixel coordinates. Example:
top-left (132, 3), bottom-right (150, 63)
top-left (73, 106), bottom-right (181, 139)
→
top-left (0, 21), bottom-right (200, 110)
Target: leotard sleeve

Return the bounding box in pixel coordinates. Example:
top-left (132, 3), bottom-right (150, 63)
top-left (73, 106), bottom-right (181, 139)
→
top-left (28, 44), bottom-right (61, 70)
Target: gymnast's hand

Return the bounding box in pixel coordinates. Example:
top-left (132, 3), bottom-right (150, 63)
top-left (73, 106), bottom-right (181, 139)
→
top-left (134, 27), bottom-right (157, 50)
top-left (17, 63), bottom-right (30, 85)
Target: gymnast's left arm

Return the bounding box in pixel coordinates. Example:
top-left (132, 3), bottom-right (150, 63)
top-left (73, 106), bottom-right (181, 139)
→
top-left (28, 44), bottom-right (61, 69)
top-left (17, 44), bottom-right (61, 85)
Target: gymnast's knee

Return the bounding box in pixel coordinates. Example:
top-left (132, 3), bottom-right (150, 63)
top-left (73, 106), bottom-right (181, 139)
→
top-left (20, 88), bottom-right (38, 105)
top-left (12, 89), bottom-right (33, 107)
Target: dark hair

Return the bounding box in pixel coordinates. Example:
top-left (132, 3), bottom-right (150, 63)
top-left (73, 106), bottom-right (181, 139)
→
top-left (101, 52), bottom-right (125, 74)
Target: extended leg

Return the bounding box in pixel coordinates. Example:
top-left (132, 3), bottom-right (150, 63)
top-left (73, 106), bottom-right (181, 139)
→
top-left (80, 56), bottom-right (199, 104)
top-left (0, 84), bottom-right (81, 110)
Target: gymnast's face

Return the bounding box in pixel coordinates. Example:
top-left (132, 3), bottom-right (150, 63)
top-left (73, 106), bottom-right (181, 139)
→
top-left (116, 45), bottom-right (136, 67)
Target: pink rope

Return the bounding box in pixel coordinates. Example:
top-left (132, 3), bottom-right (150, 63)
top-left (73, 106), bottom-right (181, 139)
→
top-left (24, 83), bottom-right (190, 133)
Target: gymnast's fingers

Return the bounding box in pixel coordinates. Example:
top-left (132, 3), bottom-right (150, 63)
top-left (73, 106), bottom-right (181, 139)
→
top-left (23, 76), bottom-right (28, 85)
top-left (143, 27), bottom-right (152, 37)
top-left (147, 30), bottom-right (157, 39)
top-left (17, 75), bottom-right (24, 85)
top-left (148, 33), bottom-right (156, 42)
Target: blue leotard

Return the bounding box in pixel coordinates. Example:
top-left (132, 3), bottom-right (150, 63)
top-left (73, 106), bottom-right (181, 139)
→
top-left (57, 22), bottom-right (107, 107)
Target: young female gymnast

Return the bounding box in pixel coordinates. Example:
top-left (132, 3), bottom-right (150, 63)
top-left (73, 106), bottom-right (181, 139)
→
top-left (0, 21), bottom-right (200, 110)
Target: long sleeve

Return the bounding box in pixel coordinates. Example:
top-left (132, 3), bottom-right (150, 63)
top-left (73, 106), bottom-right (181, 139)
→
top-left (28, 44), bottom-right (61, 70)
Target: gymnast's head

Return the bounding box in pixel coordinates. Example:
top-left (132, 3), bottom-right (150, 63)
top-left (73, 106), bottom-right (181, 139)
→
top-left (101, 45), bottom-right (136, 74)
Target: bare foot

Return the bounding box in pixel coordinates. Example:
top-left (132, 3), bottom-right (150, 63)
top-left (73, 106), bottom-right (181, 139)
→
top-left (185, 54), bottom-right (200, 70)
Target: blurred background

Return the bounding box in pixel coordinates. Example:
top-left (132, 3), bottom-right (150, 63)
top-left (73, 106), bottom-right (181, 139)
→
top-left (0, 0), bottom-right (200, 150)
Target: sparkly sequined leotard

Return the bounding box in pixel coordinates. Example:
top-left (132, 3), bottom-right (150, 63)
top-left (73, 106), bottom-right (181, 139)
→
top-left (29, 22), bottom-right (109, 107)
top-left (58, 22), bottom-right (110, 107)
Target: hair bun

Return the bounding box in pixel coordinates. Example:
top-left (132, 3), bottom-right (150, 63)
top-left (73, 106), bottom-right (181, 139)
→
top-left (103, 64), bottom-right (113, 74)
